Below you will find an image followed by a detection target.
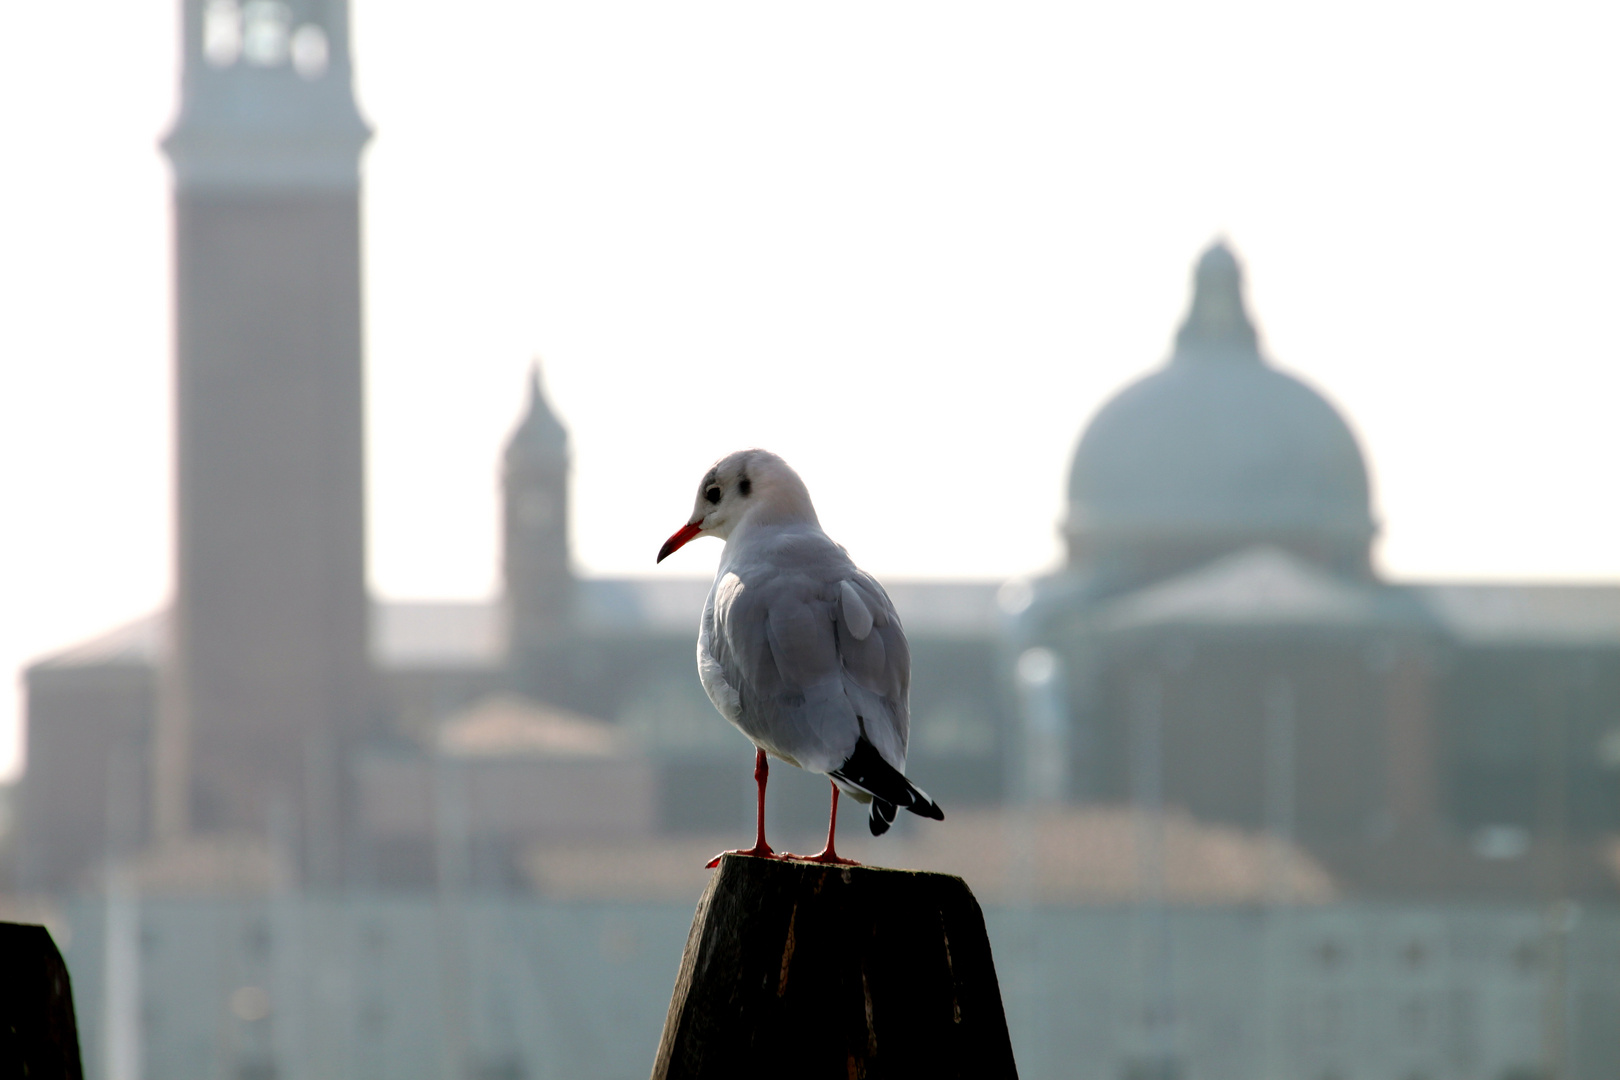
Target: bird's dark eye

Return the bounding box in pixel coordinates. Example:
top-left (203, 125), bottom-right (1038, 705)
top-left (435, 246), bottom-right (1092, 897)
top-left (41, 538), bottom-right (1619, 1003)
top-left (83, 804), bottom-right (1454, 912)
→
top-left (738, 477), bottom-right (752, 497)
top-left (704, 486), bottom-right (722, 505)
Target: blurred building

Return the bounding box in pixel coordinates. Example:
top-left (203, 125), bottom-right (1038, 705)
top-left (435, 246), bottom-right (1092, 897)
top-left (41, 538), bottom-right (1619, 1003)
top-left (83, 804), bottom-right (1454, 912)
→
top-left (10, 4), bottom-right (1619, 912)
top-left (16, 352), bottom-right (1009, 890)
top-left (162, 0), bottom-right (373, 888)
top-left (12, 0), bottom-right (1008, 889)
top-left (1017, 243), bottom-right (1620, 901)
top-left (19, 0), bottom-right (375, 891)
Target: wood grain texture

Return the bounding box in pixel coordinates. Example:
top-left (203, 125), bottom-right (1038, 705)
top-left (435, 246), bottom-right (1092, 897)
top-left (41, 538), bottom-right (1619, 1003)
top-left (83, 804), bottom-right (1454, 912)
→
top-left (651, 855), bottom-right (1018, 1080)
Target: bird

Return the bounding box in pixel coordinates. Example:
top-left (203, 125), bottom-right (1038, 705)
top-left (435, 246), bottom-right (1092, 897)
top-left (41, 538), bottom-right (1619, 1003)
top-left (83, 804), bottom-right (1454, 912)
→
top-left (657, 449), bottom-right (943, 866)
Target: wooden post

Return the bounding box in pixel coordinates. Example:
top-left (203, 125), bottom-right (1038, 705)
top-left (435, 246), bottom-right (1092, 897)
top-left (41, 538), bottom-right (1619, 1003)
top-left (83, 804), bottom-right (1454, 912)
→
top-left (0, 922), bottom-right (84, 1080)
top-left (651, 855), bottom-right (1018, 1079)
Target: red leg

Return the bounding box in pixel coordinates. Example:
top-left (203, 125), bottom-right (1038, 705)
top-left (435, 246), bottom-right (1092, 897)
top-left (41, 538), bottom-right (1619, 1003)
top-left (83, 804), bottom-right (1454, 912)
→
top-left (792, 782), bottom-right (860, 866)
top-left (707, 748), bottom-right (784, 867)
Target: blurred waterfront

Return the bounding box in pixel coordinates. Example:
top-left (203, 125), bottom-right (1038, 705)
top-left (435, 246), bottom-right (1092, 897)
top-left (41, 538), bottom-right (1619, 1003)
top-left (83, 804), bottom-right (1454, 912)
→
top-left (18, 893), bottom-right (1612, 1080)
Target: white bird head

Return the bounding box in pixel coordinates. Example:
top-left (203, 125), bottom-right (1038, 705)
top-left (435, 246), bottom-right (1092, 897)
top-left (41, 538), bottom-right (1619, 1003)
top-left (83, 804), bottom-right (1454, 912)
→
top-left (657, 449), bottom-right (819, 562)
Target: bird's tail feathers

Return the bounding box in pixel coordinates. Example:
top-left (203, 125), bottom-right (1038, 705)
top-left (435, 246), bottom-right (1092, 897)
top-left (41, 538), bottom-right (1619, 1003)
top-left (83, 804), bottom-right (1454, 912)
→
top-left (830, 733), bottom-right (945, 838)
top-left (869, 798), bottom-right (898, 837)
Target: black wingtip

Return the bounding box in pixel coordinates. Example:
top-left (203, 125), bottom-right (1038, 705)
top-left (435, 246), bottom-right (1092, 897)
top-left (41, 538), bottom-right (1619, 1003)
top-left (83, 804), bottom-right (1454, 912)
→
top-left (834, 734), bottom-right (946, 836)
top-left (869, 799), bottom-right (897, 836)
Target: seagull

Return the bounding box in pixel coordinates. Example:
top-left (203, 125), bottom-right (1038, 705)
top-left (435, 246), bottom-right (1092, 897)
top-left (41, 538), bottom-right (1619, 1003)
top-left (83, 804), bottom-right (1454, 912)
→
top-left (657, 449), bottom-right (944, 866)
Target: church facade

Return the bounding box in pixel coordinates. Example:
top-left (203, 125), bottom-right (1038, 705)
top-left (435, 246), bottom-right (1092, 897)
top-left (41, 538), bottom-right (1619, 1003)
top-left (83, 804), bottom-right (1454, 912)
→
top-left (1015, 244), bottom-right (1620, 901)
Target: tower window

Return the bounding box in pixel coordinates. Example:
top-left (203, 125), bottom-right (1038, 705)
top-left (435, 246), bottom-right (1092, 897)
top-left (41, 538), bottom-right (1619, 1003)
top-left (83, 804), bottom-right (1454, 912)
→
top-left (290, 24), bottom-right (329, 80)
top-left (241, 1), bottom-right (292, 67)
top-left (203, 0), bottom-right (243, 68)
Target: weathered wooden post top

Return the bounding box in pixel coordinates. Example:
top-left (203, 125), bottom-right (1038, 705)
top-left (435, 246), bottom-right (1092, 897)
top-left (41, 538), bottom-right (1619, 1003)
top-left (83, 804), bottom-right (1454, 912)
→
top-left (0, 922), bottom-right (83, 1080)
top-left (652, 855), bottom-right (1019, 1080)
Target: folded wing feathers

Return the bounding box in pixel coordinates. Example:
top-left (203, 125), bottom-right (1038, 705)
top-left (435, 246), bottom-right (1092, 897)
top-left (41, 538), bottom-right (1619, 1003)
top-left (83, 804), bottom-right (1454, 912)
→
top-left (703, 529), bottom-right (944, 838)
top-left (839, 580), bottom-right (874, 641)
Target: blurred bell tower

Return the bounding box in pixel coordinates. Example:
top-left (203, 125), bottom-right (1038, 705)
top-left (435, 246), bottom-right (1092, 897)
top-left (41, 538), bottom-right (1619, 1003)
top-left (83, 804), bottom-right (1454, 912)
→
top-left (157, 0), bottom-right (372, 886)
top-left (503, 363), bottom-right (574, 666)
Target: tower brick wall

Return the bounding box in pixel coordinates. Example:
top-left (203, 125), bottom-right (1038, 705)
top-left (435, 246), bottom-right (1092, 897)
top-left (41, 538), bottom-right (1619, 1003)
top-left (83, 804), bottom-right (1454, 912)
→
top-left (158, 0), bottom-right (372, 885)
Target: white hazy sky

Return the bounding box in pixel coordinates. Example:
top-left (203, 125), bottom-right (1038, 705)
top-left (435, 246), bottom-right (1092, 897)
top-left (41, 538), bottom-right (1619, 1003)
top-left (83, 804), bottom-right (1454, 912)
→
top-left (2, 2), bottom-right (1618, 780)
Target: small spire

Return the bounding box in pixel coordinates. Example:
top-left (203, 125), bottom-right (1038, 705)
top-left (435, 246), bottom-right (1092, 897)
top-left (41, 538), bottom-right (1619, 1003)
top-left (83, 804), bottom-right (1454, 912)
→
top-left (506, 360), bottom-right (569, 465)
top-left (1173, 240), bottom-right (1261, 362)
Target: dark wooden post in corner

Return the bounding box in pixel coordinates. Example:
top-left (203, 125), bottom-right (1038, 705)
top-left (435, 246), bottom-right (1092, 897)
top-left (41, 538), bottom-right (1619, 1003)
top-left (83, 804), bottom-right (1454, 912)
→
top-left (651, 855), bottom-right (1018, 1080)
top-left (0, 922), bottom-right (84, 1080)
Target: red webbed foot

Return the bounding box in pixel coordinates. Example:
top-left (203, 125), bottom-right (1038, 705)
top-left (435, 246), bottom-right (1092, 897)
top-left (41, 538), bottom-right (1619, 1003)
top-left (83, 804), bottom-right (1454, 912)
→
top-left (705, 842), bottom-right (785, 869)
top-left (778, 782), bottom-right (860, 865)
top-left (783, 847), bottom-right (859, 866)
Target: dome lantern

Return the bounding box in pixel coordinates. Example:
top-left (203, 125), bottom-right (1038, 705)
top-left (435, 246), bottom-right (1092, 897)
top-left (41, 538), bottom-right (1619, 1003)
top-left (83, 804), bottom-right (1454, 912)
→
top-left (1173, 241), bottom-right (1260, 362)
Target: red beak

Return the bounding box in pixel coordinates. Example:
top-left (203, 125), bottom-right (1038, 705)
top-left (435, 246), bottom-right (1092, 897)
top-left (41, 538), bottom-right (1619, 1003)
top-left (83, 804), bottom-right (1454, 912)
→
top-left (657, 521), bottom-right (703, 563)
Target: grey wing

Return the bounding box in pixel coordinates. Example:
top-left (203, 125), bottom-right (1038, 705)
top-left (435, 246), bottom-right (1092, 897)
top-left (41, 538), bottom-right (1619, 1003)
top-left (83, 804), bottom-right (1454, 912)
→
top-left (832, 571), bottom-right (911, 771)
top-left (701, 560), bottom-right (911, 776)
top-left (696, 576), bottom-right (746, 729)
top-left (703, 568), bottom-right (860, 773)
